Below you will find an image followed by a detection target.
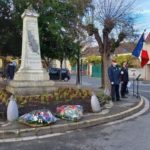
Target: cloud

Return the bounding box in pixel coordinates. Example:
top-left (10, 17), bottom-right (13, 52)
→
top-left (135, 9), bottom-right (150, 15)
top-left (134, 0), bottom-right (150, 15)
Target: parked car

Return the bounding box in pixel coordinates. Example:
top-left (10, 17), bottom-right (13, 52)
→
top-left (49, 68), bottom-right (71, 81)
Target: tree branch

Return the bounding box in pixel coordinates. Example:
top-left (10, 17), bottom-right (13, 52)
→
top-left (110, 32), bottom-right (126, 53)
top-left (93, 28), bottom-right (103, 53)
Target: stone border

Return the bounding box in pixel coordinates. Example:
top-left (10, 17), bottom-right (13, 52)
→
top-left (0, 98), bottom-right (144, 139)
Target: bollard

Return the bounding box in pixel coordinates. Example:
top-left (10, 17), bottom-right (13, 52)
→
top-left (91, 92), bottom-right (101, 113)
top-left (7, 95), bottom-right (19, 122)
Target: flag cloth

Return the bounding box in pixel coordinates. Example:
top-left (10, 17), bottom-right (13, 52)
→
top-left (140, 49), bottom-right (149, 67)
top-left (132, 33), bottom-right (144, 57)
top-left (132, 33), bottom-right (150, 67)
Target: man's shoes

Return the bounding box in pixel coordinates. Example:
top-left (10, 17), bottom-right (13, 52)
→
top-left (116, 99), bottom-right (121, 101)
top-left (121, 96), bottom-right (128, 98)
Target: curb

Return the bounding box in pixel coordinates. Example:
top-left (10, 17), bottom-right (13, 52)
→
top-left (0, 97), bottom-right (145, 140)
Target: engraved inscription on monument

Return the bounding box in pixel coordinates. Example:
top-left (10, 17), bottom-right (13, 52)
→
top-left (28, 30), bottom-right (39, 55)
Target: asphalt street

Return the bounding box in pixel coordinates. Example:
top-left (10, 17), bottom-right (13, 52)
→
top-left (1, 106), bottom-right (150, 150)
top-left (69, 76), bottom-right (150, 97)
top-left (1, 76), bottom-right (150, 150)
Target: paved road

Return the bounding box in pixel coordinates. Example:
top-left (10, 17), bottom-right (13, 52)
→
top-left (1, 76), bottom-right (150, 150)
top-left (69, 75), bottom-right (101, 88)
top-left (1, 107), bottom-right (150, 150)
top-left (69, 76), bottom-right (150, 97)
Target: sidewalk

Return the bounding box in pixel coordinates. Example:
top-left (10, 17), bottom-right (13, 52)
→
top-left (0, 94), bottom-right (145, 141)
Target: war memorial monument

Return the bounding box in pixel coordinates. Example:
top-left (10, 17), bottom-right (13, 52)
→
top-left (6, 7), bottom-right (55, 95)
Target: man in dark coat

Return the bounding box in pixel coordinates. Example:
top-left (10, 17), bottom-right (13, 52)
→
top-left (6, 61), bottom-right (15, 80)
top-left (120, 61), bottom-right (129, 98)
top-left (108, 59), bottom-right (121, 101)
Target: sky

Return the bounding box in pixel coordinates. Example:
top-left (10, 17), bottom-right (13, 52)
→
top-left (134, 0), bottom-right (150, 36)
top-left (85, 0), bottom-right (150, 46)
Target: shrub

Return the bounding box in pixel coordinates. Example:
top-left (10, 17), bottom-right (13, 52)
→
top-left (96, 92), bottom-right (111, 106)
top-left (0, 87), bottom-right (92, 107)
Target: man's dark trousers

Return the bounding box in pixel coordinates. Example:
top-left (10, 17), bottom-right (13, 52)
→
top-left (121, 81), bottom-right (128, 97)
top-left (111, 84), bottom-right (120, 101)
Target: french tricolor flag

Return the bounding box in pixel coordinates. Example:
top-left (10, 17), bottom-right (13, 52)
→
top-left (132, 33), bottom-right (149, 67)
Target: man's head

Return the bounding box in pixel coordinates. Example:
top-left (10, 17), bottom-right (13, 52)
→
top-left (122, 61), bottom-right (128, 68)
top-left (111, 59), bottom-right (117, 67)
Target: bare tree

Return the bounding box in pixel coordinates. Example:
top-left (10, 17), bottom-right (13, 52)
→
top-left (85, 0), bottom-right (136, 91)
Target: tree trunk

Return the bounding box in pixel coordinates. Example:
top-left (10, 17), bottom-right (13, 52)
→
top-left (76, 57), bottom-right (80, 85)
top-left (102, 52), bottom-right (111, 95)
top-left (43, 57), bottom-right (49, 69)
top-left (59, 60), bottom-right (63, 80)
top-left (101, 57), bottom-right (104, 88)
top-left (60, 60), bottom-right (63, 69)
top-left (101, 28), bottom-right (111, 94)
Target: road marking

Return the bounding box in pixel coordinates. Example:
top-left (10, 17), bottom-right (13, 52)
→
top-left (0, 133), bottom-right (65, 143)
top-left (0, 122), bottom-right (11, 127)
top-left (138, 89), bottom-right (150, 93)
top-left (129, 89), bottom-right (150, 93)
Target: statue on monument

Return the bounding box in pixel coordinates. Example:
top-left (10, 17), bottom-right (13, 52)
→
top-left (24, 5), bottom-right (38, 16)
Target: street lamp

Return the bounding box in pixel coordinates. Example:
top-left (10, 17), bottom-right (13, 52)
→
top-left (75, 4), bottom-right (94, 86)
top-left (85, 4), bottom-right (95, 25)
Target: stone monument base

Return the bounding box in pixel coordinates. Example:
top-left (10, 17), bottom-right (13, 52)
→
top-left (14, 69), bottom-right (49, 81)
top-left (6, 80), bottom-right (55, 96)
